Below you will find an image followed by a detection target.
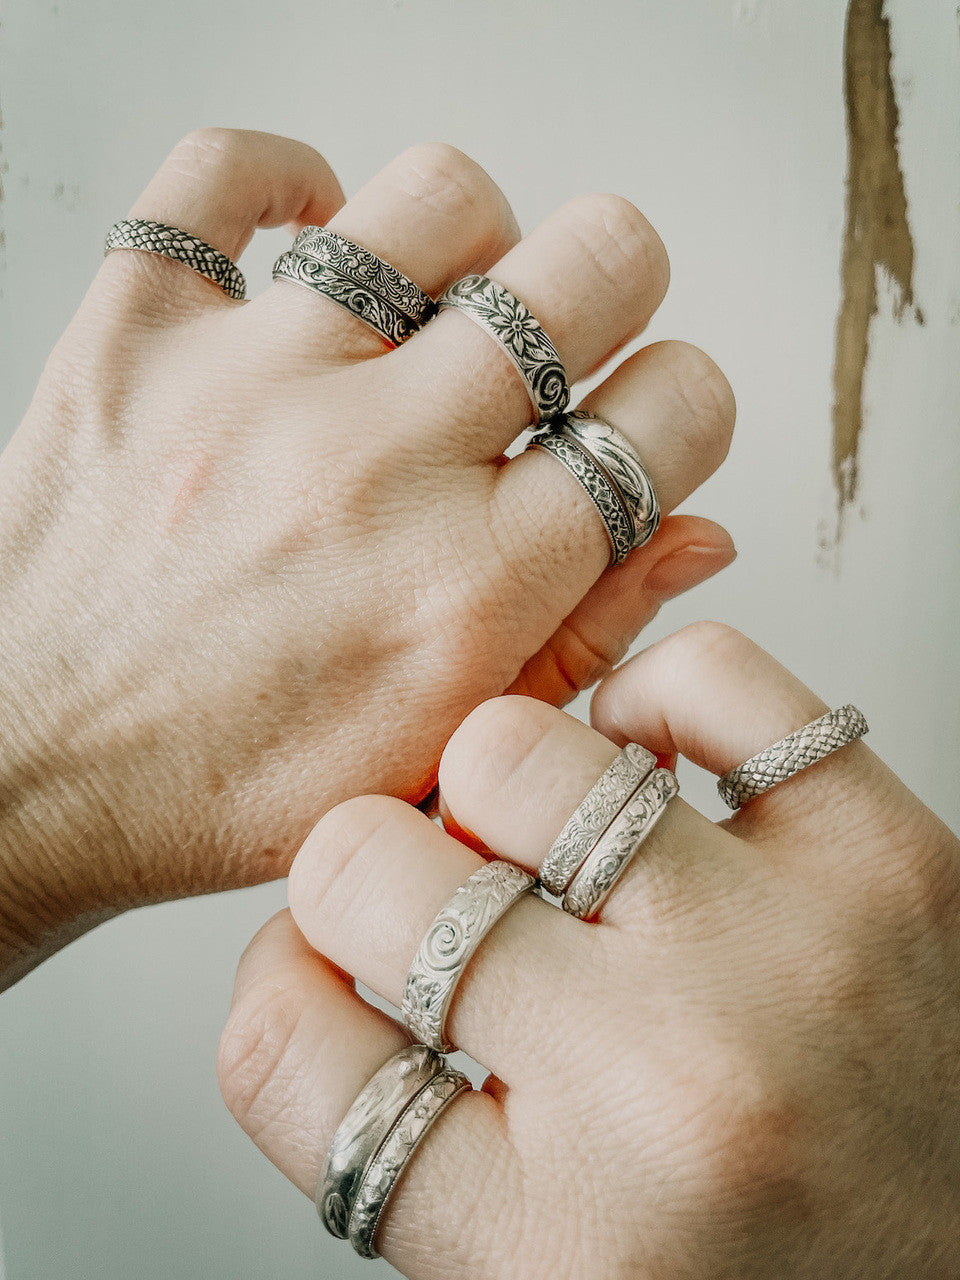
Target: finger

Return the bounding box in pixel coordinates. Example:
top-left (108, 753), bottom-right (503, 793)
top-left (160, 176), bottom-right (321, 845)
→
top-left (505, 515), bottom-right (736, 707)
top-left (101, 129), bottom-right (344, 310)
top-left (493, 339), bottom-right (736, 591)
top-left (252, 142), bottom-right (520, 362)
top-left (219, 911), bottom-right (515, 1274)
top-left (590, 622), bottom-right (880, 829)
top-left (437, 695), bottom-right (742, 931)
top-left (400, 192), bottom-right (671, 455)
top-left (287, 795), bottom-right (585, 1080)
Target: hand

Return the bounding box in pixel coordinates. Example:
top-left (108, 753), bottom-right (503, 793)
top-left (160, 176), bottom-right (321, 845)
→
top-left (0, 131), bottom-right (735, 984)
top-left (219, 622), bottom-right (960, 1279)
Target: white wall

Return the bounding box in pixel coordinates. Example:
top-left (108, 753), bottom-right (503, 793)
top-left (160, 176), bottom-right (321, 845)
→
top-left (1, 1), bottom-right (958, 1276)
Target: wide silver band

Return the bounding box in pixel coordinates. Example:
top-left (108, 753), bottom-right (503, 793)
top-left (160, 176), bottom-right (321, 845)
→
top-left (439, 275), bottom-right (569, 422)
top-left (316, 1044), bottom-right (444, 1238)
top-left (538, 743), bottom-right (657, 897)
top-left (528, 430), bottom-right (635, 563)
top-left (563, 768), bottom-right (679, 920)
top-left (558, 411), bottom-right (661, 550)
top-left (348, 1066), bottom-right (471, 1259)
top-left (401, 860), bottom-right (536, 1052)
top-left (717, 705), bottom-right (869, 810)
top-left (104, 219), bottom-right (246, 299)
top-left (273, 249), bottom-right (422, 347)
top-left (293, 227), bottom-right (437, 328)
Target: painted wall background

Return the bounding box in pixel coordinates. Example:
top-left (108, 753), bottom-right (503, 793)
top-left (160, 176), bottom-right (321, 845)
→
top-left (0, 1), bottom-right (958, 1276)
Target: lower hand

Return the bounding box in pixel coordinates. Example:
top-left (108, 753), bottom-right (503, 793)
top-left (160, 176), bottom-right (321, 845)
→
top-left (220, 622), bottom-right (960, 1278)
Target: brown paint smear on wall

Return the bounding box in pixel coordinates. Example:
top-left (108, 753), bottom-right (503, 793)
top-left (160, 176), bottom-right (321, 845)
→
top-left (832, 0), bottom-right (921, 532)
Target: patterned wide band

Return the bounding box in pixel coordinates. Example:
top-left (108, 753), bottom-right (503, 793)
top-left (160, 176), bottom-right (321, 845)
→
top-left (401, 860), bottom-right (536, 1052)
top-left (273, 249), bottom-right (423, 346)
top-left (528, 430), bottom-right (635, 564)
top-left (717, 704), bottom-right (869, 810)
top-left (439, 274), bottom-right (570, 422)
top-left (293, 227), bottom-right (437, 328)
top-left (104, 219), bottom-right (246, 299)
top-left (558, 411), bottom-right (661, 551)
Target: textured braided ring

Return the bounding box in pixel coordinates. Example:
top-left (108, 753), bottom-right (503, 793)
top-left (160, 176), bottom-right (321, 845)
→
top-left (439, 275), bottom-right (569, 422)
top-left (527, 430), bottom-right (635, 563)
top-left (104, 219), bottom-right (246, 299)
top-left (293, 227), bottom-right (436, 329)
top-left (717, 705), bottom-right (869, 810)
top-left (559, 411), bottom-right (661, 550)
top-left (401, 860), bottom-right (536, 1052)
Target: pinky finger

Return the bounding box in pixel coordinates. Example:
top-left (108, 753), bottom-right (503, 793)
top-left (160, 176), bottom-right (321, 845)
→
top-left (218, 911), bottom-right (516, 1274)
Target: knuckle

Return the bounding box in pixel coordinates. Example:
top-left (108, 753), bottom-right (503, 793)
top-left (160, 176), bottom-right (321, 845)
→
top-left (288, 794), bottom-right (407, 919)
top-left (564, 192), bottom-right (670, 301)
top-left (217, 978), bottom-right (303, 1132)
top-left (439, 695), bottom-right (557, 806)
top-left (652, 340), bottom-right (736, 474)
top-left (172, 126), bottom-right (245, 174)
top-left (393, 141), bottom-right (503, 230)
top-left (664, 620), bottom-right (751, 675)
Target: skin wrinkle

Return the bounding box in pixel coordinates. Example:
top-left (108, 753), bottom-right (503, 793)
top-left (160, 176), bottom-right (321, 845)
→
top-left (832, 0), bottom-right (921, 539)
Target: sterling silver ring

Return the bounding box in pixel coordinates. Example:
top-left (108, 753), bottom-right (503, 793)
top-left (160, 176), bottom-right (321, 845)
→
top-left (538, 742), bottom-right (657, 897)
top-left (528, 430), bottom-right (635, 563)
top-left (401, 860), bottom-right (536, 1052)
top-left (559, 411), bottom-right (661, 550)
top-left (293, 227), bottom-right (437, 330)
top-left (717, 705), bottom-right (869, 809)
top-left (439, 274), bottom-right (569, 422)
top-left (348, 1066), bottom-right (471, 1259)
top-left (316, 1044), bottom-right (444, 1239)
top-left (104, 219), bottom-right (246, 299)
top-left (563, 768), bottom-right (679, 920)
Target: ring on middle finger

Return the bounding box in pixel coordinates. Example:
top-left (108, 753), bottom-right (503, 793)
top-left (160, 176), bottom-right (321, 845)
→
top-left (272, 227), bottom-right (437, 347)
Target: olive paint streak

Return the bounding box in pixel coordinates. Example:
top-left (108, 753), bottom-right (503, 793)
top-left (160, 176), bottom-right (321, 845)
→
top-left (832, 0), bottom-right (921, 531)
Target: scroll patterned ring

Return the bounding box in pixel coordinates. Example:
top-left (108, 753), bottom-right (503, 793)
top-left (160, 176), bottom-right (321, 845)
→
top-left (717, 705), bottom-right (869, 810)
top-left (401, 860), bottom-right (537, 1052)
top-left (438, 274), bottom-right (570, 423)
top-left (272, 248), bottom-right (422, 348)
top-left (104, 219), bottom-right (246, 299)
top-left (316, 1044), bottom-right (445, 1240)
top-left (348, 1066), bottom-right (471, 1259)
top-left (559, 411), bottom-right (662, 550)
top-left (562, 768), bottom-right (679, 920)
top-left (293, 227), bottom-right (437, 328)
top-left (538, 742), bottom-right (657, 897)
top-left (527, 430), bottom-right (635, 564)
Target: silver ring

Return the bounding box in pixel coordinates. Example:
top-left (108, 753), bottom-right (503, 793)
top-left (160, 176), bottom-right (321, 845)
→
top-left (439, 274), bottom-right (569, 422)
top-left (717, 705), bottom-right (869, 810)
top-left (316, 1044), bottom-right (444, 1239)
top-left (273, 249), bottom-right (422, 347)
top-left (348, 1066), bottom-right (471, 1259)
top-left (401, 860), bottom-right (536, 1052)
top-left (563, 768), bottom-right (679, 920)
top-left (559, 411), bottom-right (661, 549)
top-left (528, 430), bottom-right (634, 563)
top-left (104, 219), bottom-right (246, 299)
top-left (293, 227), bottom-right (437, 329)
top-left (538, 743), bottom-right (657, 897)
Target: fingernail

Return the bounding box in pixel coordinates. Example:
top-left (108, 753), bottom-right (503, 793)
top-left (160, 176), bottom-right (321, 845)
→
top-left (643, 542), bottom-right (737, 596)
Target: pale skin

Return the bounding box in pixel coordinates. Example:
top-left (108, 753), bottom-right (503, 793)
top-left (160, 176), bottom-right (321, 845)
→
top-left (0, 130), bottom-right (736, 987)
top-left (220, 629), bottom-right (960, 1279)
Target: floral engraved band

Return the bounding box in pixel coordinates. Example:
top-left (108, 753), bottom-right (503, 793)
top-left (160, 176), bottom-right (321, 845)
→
top-left (315, 1044), bottom-right (444, 1240)
top-left (104, 219), bottom-right (246, 299)
top-left (558, 411), bottom-right (661, 550)
top-left (563, 768), bottom-right (679, 920)
top-left (717, 705), bottom-right (869, 810)
top-left (538, 742), bottom-right (657, 897)
top-left (401, 860), bottom-right (537, 1052)
top-left (439, 274), bottom-right (570, 422)
top-left (528, 430), bottom-right (635, 563)
top-left (348, 1067), bottom-right (471, 1259)
top-left (293, 227), bottom-right (437, 329)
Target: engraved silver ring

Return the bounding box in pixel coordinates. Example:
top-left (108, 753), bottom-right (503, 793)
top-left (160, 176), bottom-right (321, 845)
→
top-left (538, 742), bottom-right (657, 897)
top-left (401, 860), bottom-right (537, 1052)
top-left (563, 768), bottom-right (679, 920)
top-left (316, 1044), bottom-right (444, 1239)
top-left (559, 411), bottom-right (662, 550)
top-left (527, 430), bottom-right (635, 563)
top-left (104, 218), bottom-right (246, 299)
top-left (717, 705), bottom-right (869, 810)
top-left (439, 274), bottom-right (570, 423)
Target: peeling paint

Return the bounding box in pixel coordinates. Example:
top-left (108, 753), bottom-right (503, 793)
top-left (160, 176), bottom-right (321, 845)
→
top-left (831, 0), bottom-right (921, 536)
